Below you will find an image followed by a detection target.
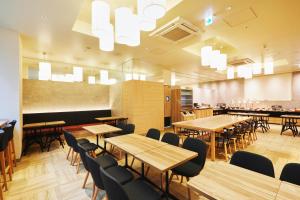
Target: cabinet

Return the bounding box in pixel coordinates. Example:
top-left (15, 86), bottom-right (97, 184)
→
top-left (171, 89), bottom-right (193, 122)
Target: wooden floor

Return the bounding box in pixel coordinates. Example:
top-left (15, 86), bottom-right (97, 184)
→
top-left (3, 124), bottom-right (300, 200)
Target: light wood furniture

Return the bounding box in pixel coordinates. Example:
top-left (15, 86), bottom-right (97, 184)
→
top-left (110, 80), bottom-right (164, 134)
top-left (193, 108), bottom-right (213, 119)
top-left (164, 85), bottom-right (171, 117)
top-left (83, 124), bottom-right (121, 146)
top-left (95, 116), bottom-right (128, 125)
top-left (173, 115), bottom-right (251, 161)
top-left (171, 89), bottom-right (193, 122)
top-left (228, 112), bottom-right (270, 117)
top-left (276, 181), bottom-right (300, 200)
top-left (188, 162), bottom-right (281, 200)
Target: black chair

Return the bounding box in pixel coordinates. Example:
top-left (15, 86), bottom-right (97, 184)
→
top-left (280, 163), bottom-right (300, 186)
top-left (63, 130), bottom-right (90, 162)
top-left (170, 138), bottom-right (207, 200)
top-left (100, 167), bottom-right (161, 200)
top-left (146, 128), bottom-right (160, 140)
top-left (105, 123), bottom-right (135, 138)
top-left (85, 153), bottom-right (133, 200)
top-left (77, 143), bottom-right (118, 188)
top-left (8, 120), bottom-right (17, 167)
top-left (131, 128), bottom-right (160, 167)
top-left (230, 151), bottom-right (275, 177)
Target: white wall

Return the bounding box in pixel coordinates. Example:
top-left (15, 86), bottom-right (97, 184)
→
top-left (0, 28), bottom-right (22, 159)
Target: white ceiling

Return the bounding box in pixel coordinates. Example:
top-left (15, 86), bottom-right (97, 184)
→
top-left (1, 0), bottom-right (300, 85)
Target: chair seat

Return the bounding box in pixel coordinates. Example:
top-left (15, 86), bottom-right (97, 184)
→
top-left (123, 179), bottom-right (161, 200)
top-left (105, 166), bottom-right (134, 185)
top-left (77, 138), bottom-right (90, 144)
top-left (81, 142), bottom-right (98, 152)
top-left (172, 161), bottom-right (201, 177)
top-left (94, 155), bottom-right (118, 169)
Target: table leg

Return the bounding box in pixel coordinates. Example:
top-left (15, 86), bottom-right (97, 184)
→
top-left (141, 162), bottom-right (145, 178)
top-left (165, 170), bottom-right (169, 199)
top-left (211, 131), bottom-right (215, 161)
top-left (125, 153), bottom-right (128, 168)
top-left (96, 135), bottom-right (99, 146)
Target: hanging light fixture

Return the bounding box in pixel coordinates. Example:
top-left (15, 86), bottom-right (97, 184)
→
top-left (99, 24), bottom-right (114, 51)
top-left (137, 0), bottom-right (156, 31)
top-left (244, 65), bottom-right (253, 79)
top-left (115, 7), bottom-right (133, 44)
top-left (73, 66), bottom-right (83, 82)
top-left (91, 0), bottom-right (110, 37)
top-left (237, 65), bottom-right (245, 78)
top-left (140, 0), bottom-right (167, 20)
top-left (264, 62), bottom-right (274, 74)
top-left (217, 54), bottom-right (227, 71)
top-left (210, 50), bottom-right (220, 68)
top-left (252, 63), bottom-right (262, 75)
top-left (227, 67), bottom-right (234, 79)
top-left (127, 14), bottom-right (140, 46)
top-left (200, 46), bottom-right (212, 66)
top-left (38, 62), bottom-right (52, 81)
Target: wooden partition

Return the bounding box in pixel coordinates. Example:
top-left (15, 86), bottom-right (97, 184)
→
top-left (110, 80), bottom-right (164, 134)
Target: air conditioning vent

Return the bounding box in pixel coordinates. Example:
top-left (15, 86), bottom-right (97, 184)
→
top-left (149, 17), bottom-right (201, 43)
top-left (228, 58), bottom-right (254, 66)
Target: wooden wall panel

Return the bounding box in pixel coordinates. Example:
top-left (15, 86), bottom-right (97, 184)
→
top-left (164, 85), bottom-right (171, 117)
top-left (171, 89), bottom-right (181, 122)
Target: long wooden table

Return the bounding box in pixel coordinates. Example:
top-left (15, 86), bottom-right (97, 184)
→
top-left (105, 134), bottom-right (197, 199)
top-left (276, 181), bottom-right (300, 200)
top-left (188, 162), bottom-right (281, 200)
top-left (95, 116), bottom-right (128, 125)
top-left (173, 115), bottom-right (251, 161)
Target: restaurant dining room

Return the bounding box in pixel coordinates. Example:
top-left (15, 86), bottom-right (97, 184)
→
top-left (1, 0), bottom-right (300, 199)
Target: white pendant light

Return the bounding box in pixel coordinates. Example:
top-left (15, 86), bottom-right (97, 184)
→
top-left (99, 24), bottom-right (114, 51)
top-left (91, 0), bottom-right (110, 37)
top-left (252, 63), bottom-right (262, 75)
top-left (38, 62), bottom-right (52, 80)
top-left (210, 50), bottom-right (220, 68)
top-left (244, 65), bottom-right (253, 79)
top-left (138, 15), bottom-right (156, 31)
top-left (264, 62), bottom-right (274, 74)
top-left (200, 46), bottom-right (212, 66)
top-left (100, 70), bottom-right (109, 83)
top-left (227, 67), bottom-right (234, 79)
top-left (171, 72), bottom-right (176, 86)
top-left (73, 67), bottom-right (83, 82)
top-left (127, 14), bottom-right (140, 46)
top-left (237, 65), bottom-right (245, 78)
top-left (217, 54), bottom-right (227, 71)
top-left (140, 0), bottom-right (167, 20)
top-left (115, 7), bottom-right (132, 44)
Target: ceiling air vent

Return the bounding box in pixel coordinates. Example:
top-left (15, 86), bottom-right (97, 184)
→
top-left (228, 58), bottom-right (254, 66)
top-left (149, 17), bottom-right (201, 43)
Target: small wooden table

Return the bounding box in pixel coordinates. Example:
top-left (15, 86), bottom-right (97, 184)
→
top-left (281, 115), bottom-right (300, 136)
top-left (83, 124), bottom-right (121, 146)
top-left (173, 115), bottom-right (251, 161)
top-left (188, 162), bottom-right (281, 200)
top-left (276, 181), bottom-right (300, 200)
top-left (95, 116), bottom-right (128, 125)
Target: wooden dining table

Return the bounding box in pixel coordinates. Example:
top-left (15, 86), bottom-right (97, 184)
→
top-left (105, 134), bottom-right (197, 199)
top-left (95, 116), bottom-right (128, 125)
top-left (280, 115), bottom-right (300, 136)
top-left (172, 115), bottom-right (251, 161)
top-left (276, 181), bottom-right (300, 200)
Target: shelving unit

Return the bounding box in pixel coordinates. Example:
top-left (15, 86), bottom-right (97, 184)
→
top-left (171, 89), bottom-right (193, 122)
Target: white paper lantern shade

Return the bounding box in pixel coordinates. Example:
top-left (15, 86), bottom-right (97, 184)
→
top-left (99, 24), bottom-right (114, 51)
top-left (200, 46), bottom-right (212, 66)
top-left (138, 15), bottom-right (156, 31)
top-left (91, 0), bottom-right (110, 38)
top-left (264, 62), bottom-right (274, 74)
top-left (210, 50), bottom-right (220, 69)
top-left (227, 67), bottom-right (234, 79)
top-left (127, 14), bottom-right (140, 46)
top-left (252, 63), bottom-right (262, 74)
top-left (38, 62), bottom-right (51, 80)
top-left (115, 7), bottom-right (132, 44)
top-left (140, 0), bottom-right (167, 20)
top-left (217, 54), bottom-right (227, 71)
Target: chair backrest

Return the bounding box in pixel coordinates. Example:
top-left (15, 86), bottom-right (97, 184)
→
top-left (0, 125), bottom-right (12, 151)
top-left (280, 163), bottom-right (300, 186)
top-left (146, 128), bottom-right (160, 140)
top-left (123, 124), bottom-right (135, 134)
top-left (100, 167), bottom-right (129, 200)
top-left (85, 153), bottom-right (105, 189)
top-left (63, 131), bottom-right (72, 147)
top-left (161, 132), bottom-right (179, 146)
top-left (182, 138), bottom-right (207, 172)
top-left (77, 144), bottom-right (90, 171)
top-left (8, 120), bottom-right (17, 140)
top-left (64, 131), bottom-right (79, 152)
top-left (230, 151), bottom-right (275, 177)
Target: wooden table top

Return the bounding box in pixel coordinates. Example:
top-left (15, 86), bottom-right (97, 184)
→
top-left (188, 162), bottom-right (281, 200)
top-left (23, 122), bottom-right (46, 128)
top-left (134, 144), bottom-right (198, 172)
top-left (45, 121), bottom-right (66, 126)
top-left (105, 134), bottom-right (165, 155)
top-left (228, 112), bottom-right (270, 117)
top-left (281, 115), bottom-right (300, 119)
top-left (276, 181), bottom-right (300, 200)
top-left (83, 124), bottom-right (121, 135)
top-left (0, 119), bottom-right (8, 128)
top-left (95, 116), bottom-right (128, 121)
top-left (173, 115), bottom-right (251, 132)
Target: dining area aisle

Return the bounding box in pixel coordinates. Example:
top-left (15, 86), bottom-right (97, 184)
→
top-left (2, 124), bottom-right (300, 200)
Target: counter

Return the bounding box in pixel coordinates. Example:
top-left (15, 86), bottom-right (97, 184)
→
top-left (193, 108), bottom-right (213, 118)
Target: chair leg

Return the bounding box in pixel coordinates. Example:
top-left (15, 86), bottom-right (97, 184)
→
top-left (0, 152), bottom-right (8, 191)
top-left (7, 144), bottom-right (14, 173)
top-left (76, 157), bottom-right (81, 174)
top-left (72, 153), bottom-right (78, 166)
top-left (10, 140), bottom-right (17, 167)
top-left (82, 172), bottom-right (89, 188)
top-left (5, 148), bottom-right (12, 181)
top-left (169, 172), bottom-right (174, 185)
top-left (92, 187), bottom-right (100, 200)
top-left (186, 177), bottom-right (191, 200)
top-left (70, 149), bottom-right (74, 164)
top-left (67, 147), bottom-right (71, 160)
top-left (180, 175), bottom-right (183, 183)
top-left (0, 181), bottom-right (3, 200)
top-left (130, 157), bottom-right (135, 167)
top-left (224, 143), bottom-right (228, 161)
